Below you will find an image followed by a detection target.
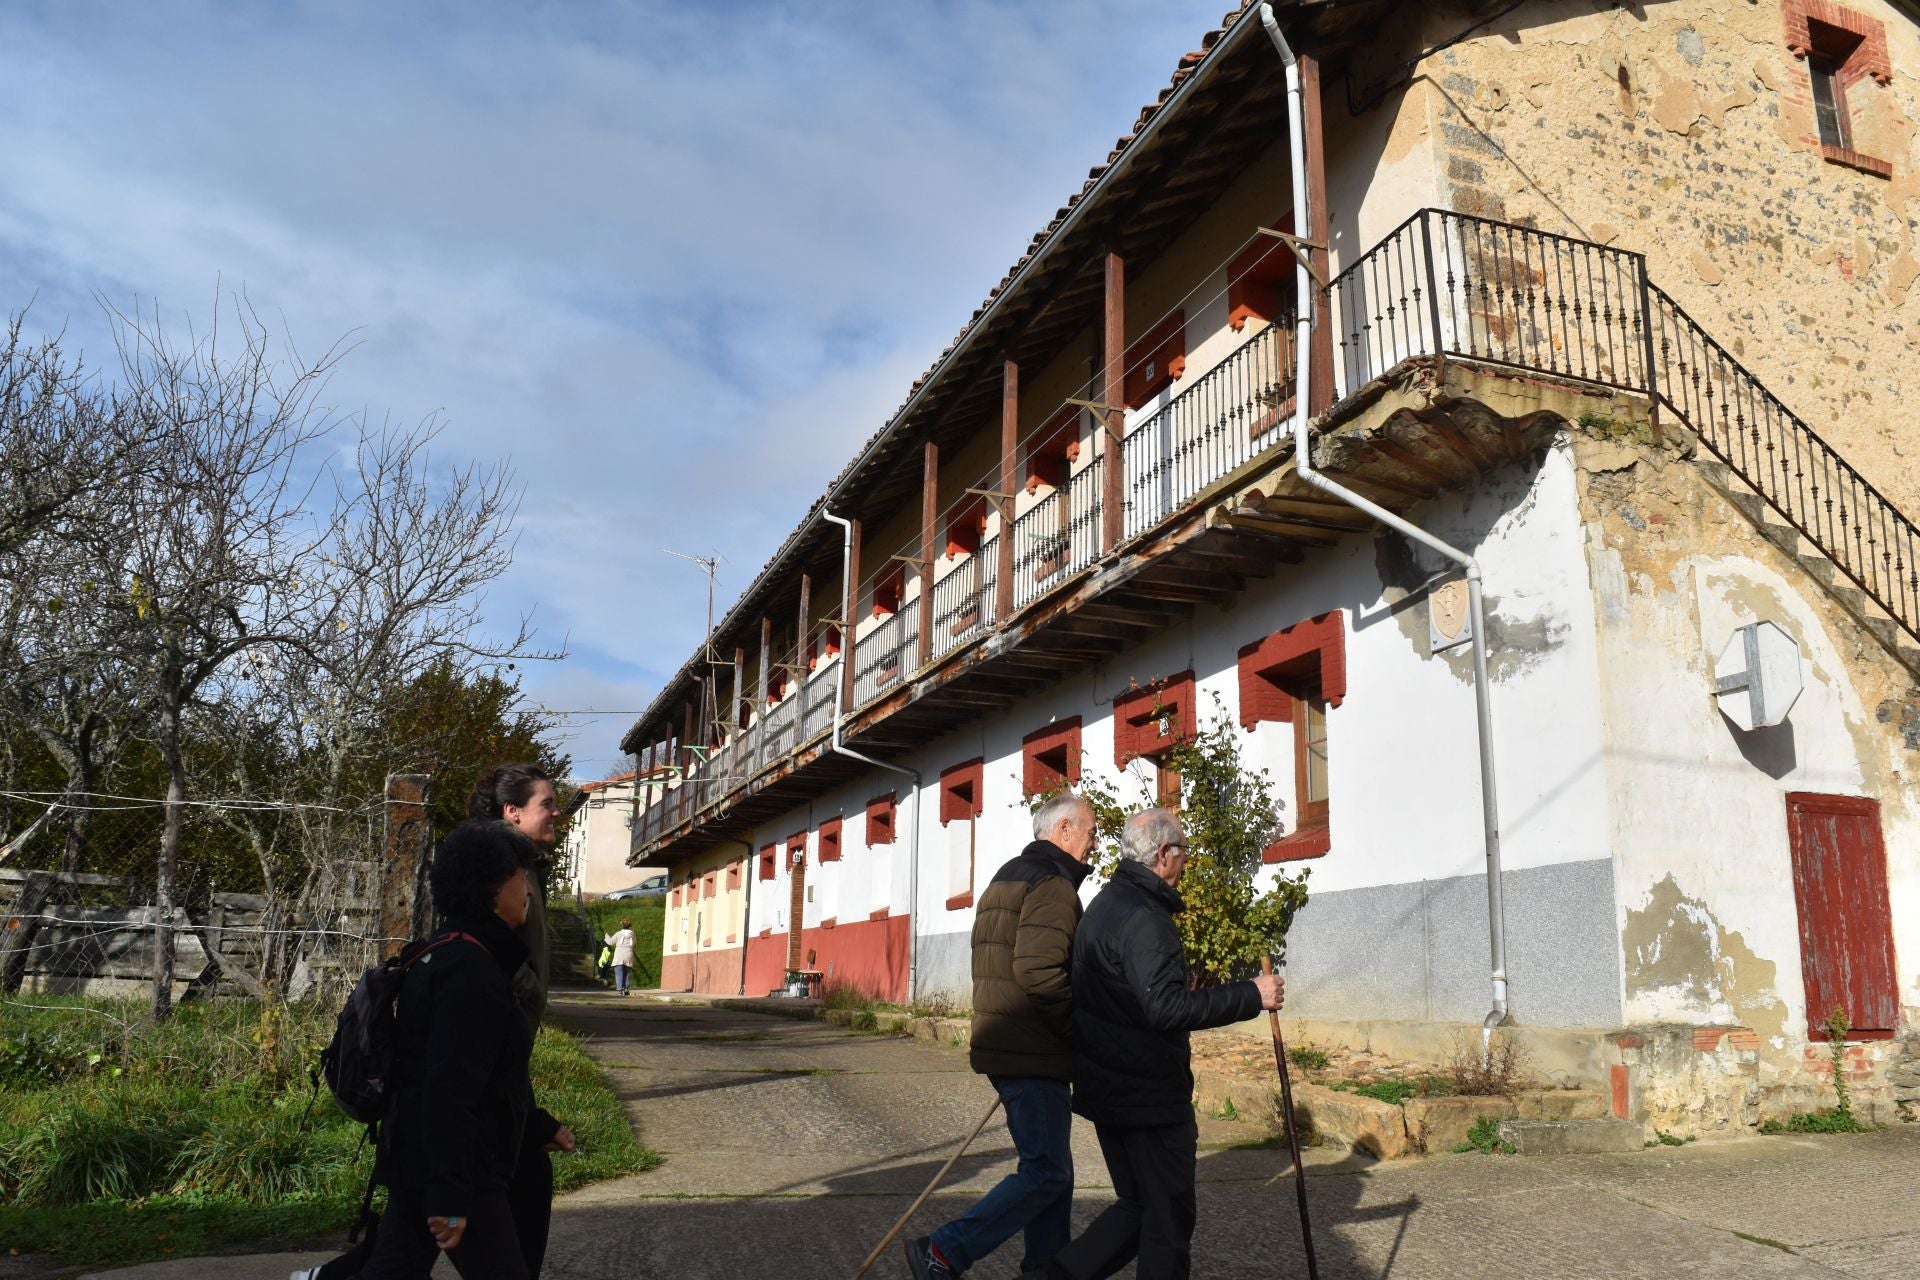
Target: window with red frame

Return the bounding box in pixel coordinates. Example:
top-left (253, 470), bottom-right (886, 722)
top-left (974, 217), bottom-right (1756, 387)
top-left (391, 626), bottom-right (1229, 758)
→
top-left (867, 792), bottom-right (897, 845)
top-left (1238, 613), bottom-right (1346, 862)
top-left (940, 758), bottom-right (984, 910)
top-left (702, 871), bottom-right (716, 899)
top-left (818, 816), bottom-right (843, 863)
top-left (1227, 213), bottom-right (1299, 333)
top-left (727, 860), bottom-right (742, 891)
top-left (1783, 0), bottom-right (1894, 175)
top-left (1022, 718), bottom-right (1082, 796)
top-left (945, 494), bottom-right (987, 558)
top-left (1112, 671), bottom-right (1197, 768)
top-left (670, 885), bottom-right (683, 909)
top-left (1024, 405), bottom-right (1084, 495)
top-left (758, 842), bottom-right (777, 881)
top-left (871, 563), bottom-right (906, 618)
top-left (1123, 311), bottom-right (1187, 408)
top-left (766, 667), bottom-right (790, 705)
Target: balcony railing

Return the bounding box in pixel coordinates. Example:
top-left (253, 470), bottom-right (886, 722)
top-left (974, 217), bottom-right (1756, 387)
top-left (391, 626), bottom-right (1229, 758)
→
top-left (636, 208), bottom-right (1918, 856)
top-left (930, 534), bottom-right (998, 660)
top-left (851, 609), bottom-right (914, 710)
top-left (1125, 322), bottom-right (1293, 539)
top-left (1012, 456), bottom-right (1104, 610)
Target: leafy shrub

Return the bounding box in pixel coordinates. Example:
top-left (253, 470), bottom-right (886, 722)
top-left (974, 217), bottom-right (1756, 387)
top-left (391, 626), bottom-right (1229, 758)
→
top-left (850, 1009), bottom-right (878, 1031)
top-left (1452, 1115), bottom-right (1514, 1155)
top-left (1286, 1045), bottom-right (1329, 1072)
top-left (1759, 1109), bottom-right (1872, 1135)
top-left (7, 1092), bottom-right (196, 1205)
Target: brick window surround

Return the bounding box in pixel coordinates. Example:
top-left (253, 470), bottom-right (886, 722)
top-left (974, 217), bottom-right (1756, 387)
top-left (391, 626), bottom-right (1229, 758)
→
top-left (1238, 612), bottom-right (1347, 729)
top-left (866, 792), bottom-right (897, 845)
top-left (945, 495), bottom-right (988, 558)
top-left (818, 816), bottom-right (843, 863)
top-left (1782, 0), bottom-right (1893, 177)
top-left (758, 842), bottom-right (777, 881)
top-left (1022, 717), bottom-right (1083, 795)
top-left (1228, 212), bottom-right (1298, 333)
top-left (1024, 405), bottom-right (1085, 495)
top-left (786, 831), bottom-right (807, 869)
top-left (871, 564), bottom-right (906, 618)
top-left (1123, 311), bottom-right (1187, 409)
top-left (1112, 671), bottom-right (1198, 768)
top-left (702, 872), bottom-right (716, 900)
top-left (726, 861), bottom-right (741, 890)
top-left (939, 758), bottom-right (985, 825)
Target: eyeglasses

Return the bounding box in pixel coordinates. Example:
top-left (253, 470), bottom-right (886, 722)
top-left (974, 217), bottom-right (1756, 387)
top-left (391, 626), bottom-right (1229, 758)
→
top-left (1161, 841), bottom-right (1189, 853)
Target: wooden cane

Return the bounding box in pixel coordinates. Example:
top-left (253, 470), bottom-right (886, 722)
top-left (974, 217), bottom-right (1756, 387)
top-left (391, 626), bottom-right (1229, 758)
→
top-left (1261, 955), bottom-right (1319, 1280)
top-left (850, 1096), bottom-right (1003, 1280)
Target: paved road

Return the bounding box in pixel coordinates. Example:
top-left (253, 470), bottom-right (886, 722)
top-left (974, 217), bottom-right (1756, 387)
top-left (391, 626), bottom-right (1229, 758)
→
top-left (92, 991), bottom-right (1920, 1279)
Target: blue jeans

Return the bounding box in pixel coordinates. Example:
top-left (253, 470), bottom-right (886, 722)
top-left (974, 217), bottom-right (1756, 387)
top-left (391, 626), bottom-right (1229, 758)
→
top-left (613, 963), bottom-right (630, 993)
top-left (930, 1075), bottom-right (1073, 1273)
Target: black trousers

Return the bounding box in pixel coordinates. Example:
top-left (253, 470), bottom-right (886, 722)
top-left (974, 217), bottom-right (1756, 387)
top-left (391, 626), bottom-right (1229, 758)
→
top-left (1047, 1116), bottom-right (1199, 1280)
top-left (506, 1135), bottom-right (554, 1279)
top-left (352, 1187), bottom-right (528, 1280)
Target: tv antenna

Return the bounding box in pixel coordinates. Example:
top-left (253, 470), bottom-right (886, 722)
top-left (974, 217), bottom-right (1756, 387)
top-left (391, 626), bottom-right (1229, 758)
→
top-left (664, 548), bottom-right (726, 761)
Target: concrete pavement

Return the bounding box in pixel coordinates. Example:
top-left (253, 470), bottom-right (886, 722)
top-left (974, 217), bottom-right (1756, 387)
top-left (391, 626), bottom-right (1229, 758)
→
top-left (84, 990), bottom-right (1920, 1278)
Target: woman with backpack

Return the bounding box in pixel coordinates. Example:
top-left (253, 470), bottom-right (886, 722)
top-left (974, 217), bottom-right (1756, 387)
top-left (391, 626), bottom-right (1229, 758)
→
top-left (293, 820), bottom-right (554, 1280)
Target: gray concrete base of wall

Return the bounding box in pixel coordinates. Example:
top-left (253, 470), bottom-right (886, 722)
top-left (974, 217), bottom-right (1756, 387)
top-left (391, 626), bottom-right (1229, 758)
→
top-left (1231, 1013), bottom-right (1618, 1092)
top-left (1498, 1118), bottom-right (1645, 1154)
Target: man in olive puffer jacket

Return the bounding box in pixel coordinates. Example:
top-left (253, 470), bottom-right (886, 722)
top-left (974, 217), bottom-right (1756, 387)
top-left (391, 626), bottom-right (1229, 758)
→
top-left (904, 790), bottom-right (1095, 1280)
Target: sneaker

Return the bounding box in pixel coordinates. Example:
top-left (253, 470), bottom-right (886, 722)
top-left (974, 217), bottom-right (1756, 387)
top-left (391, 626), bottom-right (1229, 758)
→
top-left (289, 1269), bottom-right (321, 1280)
top-left (903, 1236), bottom-right (961, 1279)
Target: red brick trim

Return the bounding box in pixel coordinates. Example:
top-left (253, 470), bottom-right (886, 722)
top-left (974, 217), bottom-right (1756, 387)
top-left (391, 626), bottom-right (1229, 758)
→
top-left (868, 907), bottom-right (891, 921)
top-left (1123, 310), bottom-right (1187, 408)
top-left (1263, 825), bottom-right (1331, 863)
top-left (726, 933), bottom-right (737, 944)
top-left (939, 758), bottom-right (985, 824)
top-left (945, 891), bottom-right (975, 911)
top-left (759, 843), bottom-right (777, 881)
top-left (1238, 612), bottom-right (1346, 729)
top-left (1610, 1064), bottom-right (1630, 1119)
top-left (1022, 717), bottom-right (1083, 795)
top-left (819, 917), bottom-right (837, 930)
top-left (818, 816), bottom-right (843, 863)
top-left (1822, 144), bottom-right (1892, 177)
top-left (1228, 213), bottom-right (1296, 332)
top-left (1783, 0), bottom-right (1891, 85)
top-left (726, 861), bottom-right (742, 890)
top-left (758, 927), bottom-right (772, 938)
top-left (866, 792), bottom-right (898, 845)
top-left (1024, 404), bottom-right (1085, 494)
top-left (1112, 671), bottom-right (1198, 767)
top-left (1614, 1033), bottom-right (1645, 1050)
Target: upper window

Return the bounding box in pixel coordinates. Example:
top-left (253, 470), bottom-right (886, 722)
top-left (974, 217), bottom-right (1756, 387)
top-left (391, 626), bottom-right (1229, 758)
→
top-left (939, 758), bottom-right (985, 825)
top-left (818, 816), bottom-right (843, 863)
top-left (871, 564), bottom-right (906, 618)
top-left (1123, 312), bottom-right (1187, 409)
top-left (758, 842), bottom-right (777, 881)
top-left (1783, 0), bottom-right (1893, 176)
top-left (867, 792), bottom-right (897, 845)
top-left (1022, 717), bottom-right (1083, 797)
top-left (1227, 213), bottom-right (1299, 333)
top-left (1024, 405), bottom-right (1084, 495)
top-left (1112, 671), bottom-right (1197, 769)
top-left (1239, 613), bottom-right (1346, 862)
top-left (945, 495), bottom-right (988, 558)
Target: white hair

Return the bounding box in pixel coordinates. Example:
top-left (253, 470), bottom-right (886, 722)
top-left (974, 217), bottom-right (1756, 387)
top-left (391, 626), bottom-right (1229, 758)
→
top-left (1032, 790), bottom-right (1090, 841)
top-left (1119, 808), bottom-right (1183, 864)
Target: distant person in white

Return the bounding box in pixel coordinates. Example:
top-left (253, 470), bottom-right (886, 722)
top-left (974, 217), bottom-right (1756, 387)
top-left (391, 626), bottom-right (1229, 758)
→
top-left (605, 918), bottom-right (636, 995)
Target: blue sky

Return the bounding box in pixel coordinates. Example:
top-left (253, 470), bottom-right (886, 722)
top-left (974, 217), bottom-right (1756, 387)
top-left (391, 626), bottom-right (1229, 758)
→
top-left (0, 0), bottom-right (1229, 778)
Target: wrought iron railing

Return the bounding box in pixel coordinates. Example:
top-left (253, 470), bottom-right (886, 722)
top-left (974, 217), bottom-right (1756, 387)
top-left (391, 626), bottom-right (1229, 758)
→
top-left (1124, 322), bottom-right (1292, 538)
top-left (1011, 456), bottom-right (1104, 609)
top-left (799, 664), bottom-right (837, 744)
top-left (851, 610), bottom-right (911, 710)
top-left (1650, 287), bottom-right (1918, 643)
top-left (757, 692), bottom-right (799, 771)
top-left (930, 536), bottom-right (998, 660)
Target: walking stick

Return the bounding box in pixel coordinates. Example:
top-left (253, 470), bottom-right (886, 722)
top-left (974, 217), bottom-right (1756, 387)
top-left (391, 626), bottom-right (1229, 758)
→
top-left (1261, 955), bottom-right (1319, 1280)
top-left (851, 1096), bottom-right (1003, 1280)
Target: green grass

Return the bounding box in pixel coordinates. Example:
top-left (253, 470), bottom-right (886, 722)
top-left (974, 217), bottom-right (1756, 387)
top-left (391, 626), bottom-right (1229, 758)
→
top-left (582, 897), bottom-right (666, 988)
top-left (0, 997), bottom-right (656, 1267)
top-left (1286, 1045), bottom-right (1329, 1072)
top-left (1451, 1115), bottom-right (1515, 1155)
top-left (1758, 1108), bottom-right (1876, 1135)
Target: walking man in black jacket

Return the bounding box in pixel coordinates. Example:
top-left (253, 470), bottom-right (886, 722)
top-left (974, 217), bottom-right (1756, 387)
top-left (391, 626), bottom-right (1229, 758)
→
top-left (1036, 807), bottom-right (1283, 1280)
top-left (905, 790), bottom-right (1096, 1279)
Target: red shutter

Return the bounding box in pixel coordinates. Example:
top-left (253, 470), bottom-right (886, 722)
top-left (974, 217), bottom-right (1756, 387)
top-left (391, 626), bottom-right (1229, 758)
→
top-left (1785, 793), bottom-right (1898, 1038)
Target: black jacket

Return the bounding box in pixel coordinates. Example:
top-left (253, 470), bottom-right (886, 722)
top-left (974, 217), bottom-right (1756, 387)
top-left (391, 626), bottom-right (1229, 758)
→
top-left (1070, 859), bottom-right (1262, 1129)
top-left (968, 840), bottom-right (1092, 1080)
top-left (382, 912), bottom-right (546, 1218)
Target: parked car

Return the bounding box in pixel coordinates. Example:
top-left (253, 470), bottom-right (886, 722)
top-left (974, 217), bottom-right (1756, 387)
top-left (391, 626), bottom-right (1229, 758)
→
top-left (606, 874), bottom-right (668, 901)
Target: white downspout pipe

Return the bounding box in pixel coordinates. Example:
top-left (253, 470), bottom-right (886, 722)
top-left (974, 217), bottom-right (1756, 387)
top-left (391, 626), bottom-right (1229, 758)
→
top-left (821, 510), bottom-right (925, 1004)
top-left (1259, 5), bottom-right (1510, 1046)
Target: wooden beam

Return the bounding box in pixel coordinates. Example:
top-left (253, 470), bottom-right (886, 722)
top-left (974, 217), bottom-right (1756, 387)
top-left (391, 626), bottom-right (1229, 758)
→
top-left (997, 358), bottom-right (1018, 624)
top-left (1414, 408), bottom-right (1496, 472)
top-left (841, 518), bottom-right (861, 713)
top-left (1300, 48), bottom-right (1335, 417)
top-left (1366, 435), bottom-right (1465, 488)
top-left (919, 441), bottom-right (937, 669)
top-left (1102, 250), bottom-right (1126, 554)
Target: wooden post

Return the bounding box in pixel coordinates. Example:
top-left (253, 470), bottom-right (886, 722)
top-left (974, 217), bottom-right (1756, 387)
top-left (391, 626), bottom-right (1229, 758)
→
top-left (1299, 50), bottom-right (1334, 416)
top-left (380, 773), bottom-right (433, 959)
top-left (682, 701), bottom-right (697, 769)
top-left (842, 518), bottom-right (861, 710)
top-left (919, 441), bottom-right (938, 668)
top-left (1102, 251), bottom-right (1126, 553)
top-left (996, 358), bottom-right (1018, 623)
top-left (733, 645), bottom-right (747, 733)
top-left (759, 616), bottom-right (774, 716)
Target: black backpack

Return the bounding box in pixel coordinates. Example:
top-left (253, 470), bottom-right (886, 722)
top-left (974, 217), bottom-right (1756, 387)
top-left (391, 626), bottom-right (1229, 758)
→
top-left (318, 930), bottom-right (488, 1124)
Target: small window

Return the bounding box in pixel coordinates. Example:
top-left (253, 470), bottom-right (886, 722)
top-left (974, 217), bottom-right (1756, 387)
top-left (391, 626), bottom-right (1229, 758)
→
top-left (1295, 680), bottom-right (1329, 831)
top-left (1809, 55), bottom-right (1849, 149)
top-left (727, 860), bottom-right (742, 891)
top-left (758, 842), bottom-right (777, 881)
top-left (1022, 718), bottom-right (1082, 796)
top-left (1112, 671), bottom-right (1197, 768)
top-left (1023, 405), bottom-right (1084, 495)
top-left (871, 564), bottom-right (906, 618)
top-left (702, 872), bottom-right (717, 900)
top-left (866, 792), bottom-right (897, 845)
top-left (939, 758), bottom-right (985, 825)
top-left (1123, 311), bottom-right (1187, 409)
top-left (945, 495), bottom-right (987, 558)
top-left (818, 816), bottom-right (843, 863)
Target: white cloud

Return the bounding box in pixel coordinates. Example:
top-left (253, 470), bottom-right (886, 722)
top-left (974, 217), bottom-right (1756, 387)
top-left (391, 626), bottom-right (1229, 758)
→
top-left (0, 0), bottom-right (1228, 768)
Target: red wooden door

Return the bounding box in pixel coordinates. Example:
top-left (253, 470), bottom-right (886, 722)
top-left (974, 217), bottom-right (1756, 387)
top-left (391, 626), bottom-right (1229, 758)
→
top-left (1785, 793), bottom-right (1898, 1039)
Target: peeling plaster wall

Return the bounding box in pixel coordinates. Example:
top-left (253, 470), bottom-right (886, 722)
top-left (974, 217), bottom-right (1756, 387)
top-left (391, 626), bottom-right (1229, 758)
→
top-left (1573, 424), bottom-right (1920, 1126)
top-left (1407, 0), bottom-right (1920, 518)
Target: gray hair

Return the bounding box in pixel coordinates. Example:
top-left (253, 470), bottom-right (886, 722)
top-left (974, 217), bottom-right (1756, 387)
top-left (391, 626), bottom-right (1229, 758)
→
top-left (1119, 808), bottom-right (1183, 864)
top-left (1031, 790), bottom-right (1090, 841)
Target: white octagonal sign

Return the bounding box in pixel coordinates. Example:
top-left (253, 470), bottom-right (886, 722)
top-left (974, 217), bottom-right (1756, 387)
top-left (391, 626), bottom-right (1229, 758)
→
top-left (1713, 620), bottom-right (1802, 731)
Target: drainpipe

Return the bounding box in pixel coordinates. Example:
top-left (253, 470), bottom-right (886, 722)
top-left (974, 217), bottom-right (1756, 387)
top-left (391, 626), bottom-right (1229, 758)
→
top-left (729, 836), bottom-right (756, 996)
top-left (1259, 5), bottom-right (1510, 1047)
top-left (821, 510), bottom-right (925, 1004)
